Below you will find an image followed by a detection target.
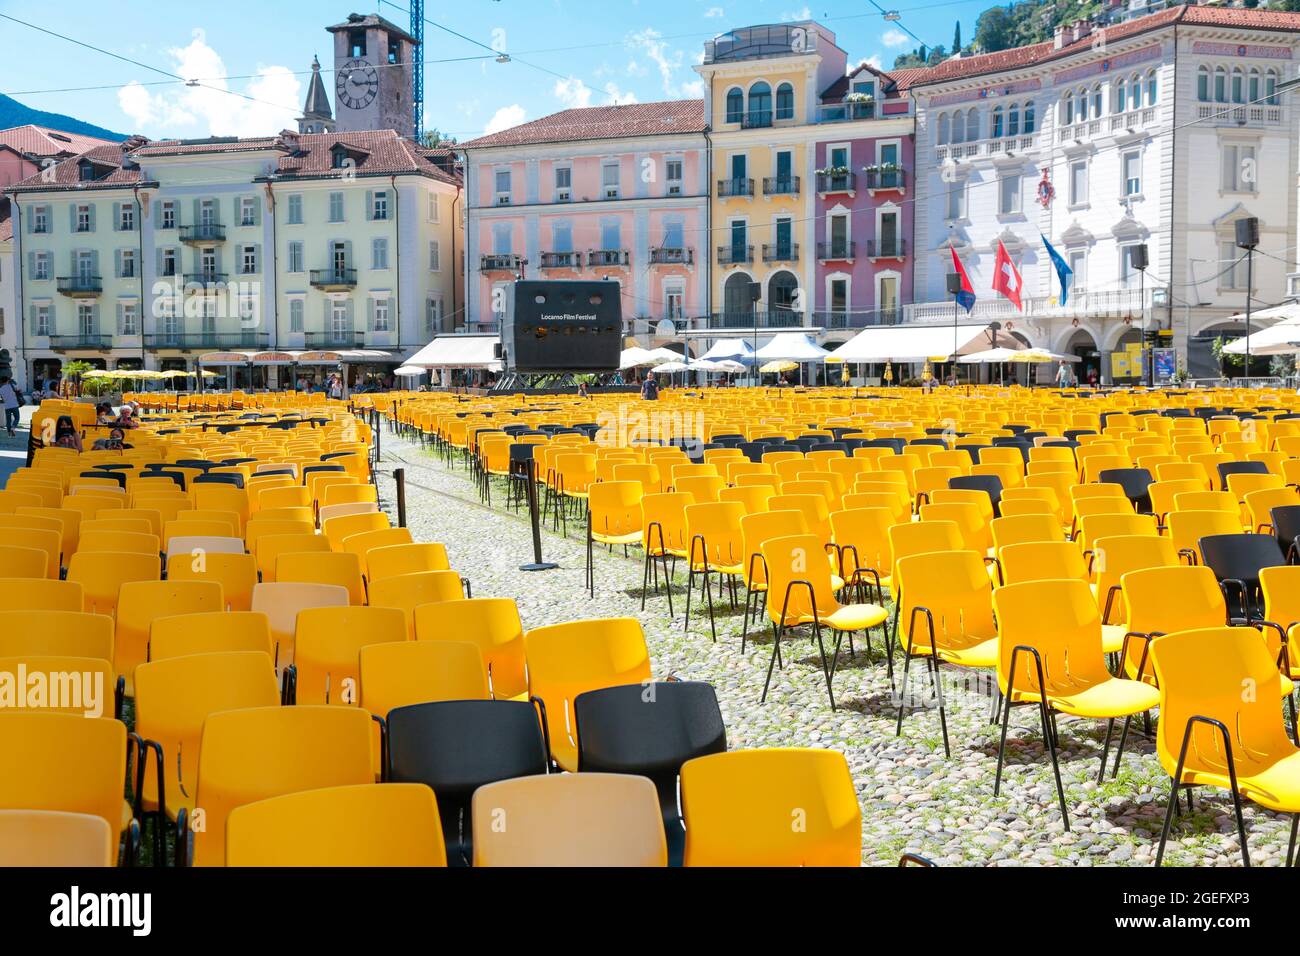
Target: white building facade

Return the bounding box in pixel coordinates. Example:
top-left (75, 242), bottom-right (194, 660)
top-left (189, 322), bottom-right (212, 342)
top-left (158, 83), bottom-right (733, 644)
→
top-left (908, 7), bottom-right (1300, 383)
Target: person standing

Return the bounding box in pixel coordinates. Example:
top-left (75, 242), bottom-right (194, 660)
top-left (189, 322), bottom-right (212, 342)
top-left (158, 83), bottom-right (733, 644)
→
top-left (0, 376), bottom-right (21, 437)
top-left (1055, 361), bottom-right (1071, 388)
top-left (640, 373), bottom-right (659, 401)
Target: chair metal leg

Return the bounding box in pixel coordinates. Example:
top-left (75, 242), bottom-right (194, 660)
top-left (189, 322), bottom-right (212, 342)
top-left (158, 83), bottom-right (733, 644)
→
top-left (761, 623), bottom-right (782, 704)
top-left (1111, 715), bottom-right (1133, 778)
top-left (1039, 697), bottom-right (1070, 831)
top-left (895, 652), bottom-right (913, 737)
top-left (931, 654), bottom-right (950, 757)
top-left (1097, 718), bottom-right (1115, 785)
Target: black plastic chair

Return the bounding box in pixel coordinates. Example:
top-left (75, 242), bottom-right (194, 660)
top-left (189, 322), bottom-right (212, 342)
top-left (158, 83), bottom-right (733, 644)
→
top-left (170, 459), bottom-right (217, 472)
top-left (386, 700), bottom-right (549, 867)
top-left (1217, 460), bottom-right (1269, 488)
top-left (574, 681), bottom-right (726, 867)
top-left (193, 472), bottom-right (244, 490)
top-left (301, 464), bottom-right (346, 483)
top-left (1198, 533), bottom-right (1285, 623)
top-left (1098, 467), bottom-right (1154, 514)
top-left (955, 443), bottom-right (991, 464)
top-left (809, 442), bottom-right (848, 454)
top-left (90, 463), bottom-right (133, 472)
top-left (909, 438), bottom-right (947, 450)
top-left (860, 438), bottom-right (906, 455)
top-left (738, 442), bottom-right (768, 463)
top-left (949, 474), bottom-right (1004, 517)
top-left (220, 457), bottom-right (257, 467)
top-left (1270, 505), bottom-right (1300, 563)
top-left (788, 437), bottom-right (820, 454)
top-left (1063, 429), bottom-right (1096, 442)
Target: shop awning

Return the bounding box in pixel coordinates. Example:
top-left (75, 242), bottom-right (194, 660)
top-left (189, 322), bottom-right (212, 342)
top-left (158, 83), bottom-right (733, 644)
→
top-left (197, 351), bottom-right (255, 366)
top-left (754, 332), bottom-right (830, 363)
top-left (828, 324), bottom-right (994, 363)
top-left (1223, 321), bottom-right (1300, 356)
top-left (405, 335), bottom-right (503, 370)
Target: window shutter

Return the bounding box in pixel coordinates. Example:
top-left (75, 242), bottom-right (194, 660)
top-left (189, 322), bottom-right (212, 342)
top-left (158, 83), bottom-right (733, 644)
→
top-left (23, 210), bottom-right (32, 234)
top-left (88, 303), bottom-right (99, 333)
top-left (29, 305), bottom-right (37, 335)
top-left (342, 240), bottom-right (352, 267)
top-left (89, 250), bottom-right (100, 278)
top-left (192, 198), bottom-right (202, 225)
top-left (27, 252), bottom-right (35, 276)
top-left (156, 248), bottom-right (165, 275)
top-left (233, 196), bottom-right (242, 224)
top-left (116, 302), bottom-right (125, 335)
top-left (88, 205), bottom-right (96, 232)
top-left (251, 244), bottom-right (261, 273)
top-left (69, 206), bottom-right (78, 232)
top-left (114, 250), bottom-right (122, 278)
top-left (364, 190), bottom-right (374, 221)
top-left (367, 297), bottom-right (376, 331)
top-left (111, 203), bottom-right (120, 231)
top-left (154, 201), bottom-right (162, 227)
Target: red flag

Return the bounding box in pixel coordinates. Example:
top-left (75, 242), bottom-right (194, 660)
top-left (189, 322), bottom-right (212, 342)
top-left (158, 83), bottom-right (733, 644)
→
top-left (992, 240), bottom-right (1023, 311)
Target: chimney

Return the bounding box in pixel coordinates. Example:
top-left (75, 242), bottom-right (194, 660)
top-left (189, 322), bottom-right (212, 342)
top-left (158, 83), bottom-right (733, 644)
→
top-left (1074, 20), bottom-right (1093, 43)
top-left (1054, 23), bottom-right (1071, 50)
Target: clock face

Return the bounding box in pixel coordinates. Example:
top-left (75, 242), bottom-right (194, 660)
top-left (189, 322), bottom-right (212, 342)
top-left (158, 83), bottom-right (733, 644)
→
top-left (336, 58), bottom-right (378, 110)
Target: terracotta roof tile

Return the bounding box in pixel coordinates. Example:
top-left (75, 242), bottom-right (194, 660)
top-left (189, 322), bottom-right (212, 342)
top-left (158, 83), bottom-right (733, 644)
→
top-left (271, 129), bottom-right (460, 184)
top-left (7, 143), bottom-right (142, 191)
top-left (0, 125), bottom-right (115, 158)
top-left (905, 6), bottom-right (1300, 89)
top-left (462, 99), bottom-right (705, 149)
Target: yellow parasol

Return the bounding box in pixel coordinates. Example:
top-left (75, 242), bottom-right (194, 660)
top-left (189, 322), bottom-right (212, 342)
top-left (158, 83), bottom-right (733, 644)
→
top-left (759, 360), bottom-right (798, 374)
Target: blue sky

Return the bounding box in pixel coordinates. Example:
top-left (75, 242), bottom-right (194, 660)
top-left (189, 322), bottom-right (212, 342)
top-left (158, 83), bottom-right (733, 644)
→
top-left (1, 0), bottom-right (985, 142)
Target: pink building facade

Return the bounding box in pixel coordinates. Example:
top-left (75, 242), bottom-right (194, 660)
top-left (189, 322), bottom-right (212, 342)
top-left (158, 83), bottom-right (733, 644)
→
top-left (462, 101), bottom-right (709, 339)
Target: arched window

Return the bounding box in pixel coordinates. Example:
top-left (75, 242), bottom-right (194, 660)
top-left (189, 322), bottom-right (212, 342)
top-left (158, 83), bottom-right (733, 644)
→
top-left (747, 81), bottom-right (772, 125)
top-left (1146, 69), bottom-right (1158, 106)
top-left (1214, 67), bottom-right (1227, 103)
top-left (937, 112), bottom-right (950, 145)
top-left (1077, 86), bottom-right (1089, 122)
top-left (1024, 100), bottom-right (1036, 133)
top-left (1231, 68), bottom-right (1244, 103)
top-left (952, 110), bottom-right (965, 143)
top-left (1008, 102), bottom-right (1020, 136)
top-left (1197, 66), bottom-right (1210, 102)
top-left (1266, 69), bottom-right (1279, 105)
top-left (1092, 83), bottom-right (1103, 117)
top-left (1062, 92), bottom-right (1074, 125)
top-left (1115, 77), bottom-right (1127, 114)
top-left (1248, 68), bottom-right (1261, 104)
top-left (991, 105), bottom-right (1004, 138)
top-left (966, 107), bottom-right (979, 141)
top-left (775, 82), bottom-right (794, 121)
top-left (725, 87), bottom-right (743, 123)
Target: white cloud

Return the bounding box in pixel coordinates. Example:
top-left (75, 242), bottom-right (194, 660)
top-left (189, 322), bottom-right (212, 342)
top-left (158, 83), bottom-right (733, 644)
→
top-left (862, 55), bottom-right (883, 71)
top-left (625, 28), bottom-right (698, 98)
top-left (484, 104), bottom-right (526, 134)
top-left (553, 77), bottom-right (593, 109)
top-left (704, 6), bottom-right (724, 17)
top-left (780, 6), bottom-right (811, 22)
top-left (115, 28), bottom-right (300, 137)
top-left (882, 28), bottom-right (910, 48)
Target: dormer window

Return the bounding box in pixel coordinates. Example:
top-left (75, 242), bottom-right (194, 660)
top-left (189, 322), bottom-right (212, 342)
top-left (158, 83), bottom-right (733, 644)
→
top-left (331, 145), bottom-right (349, 169)
top-left (78, 159), bottom-right (96, 181)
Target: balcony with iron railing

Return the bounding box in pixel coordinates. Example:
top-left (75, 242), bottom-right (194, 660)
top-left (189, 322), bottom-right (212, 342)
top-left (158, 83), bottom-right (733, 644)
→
top-left (479, 253), bottom-right (524, 273)
top-left (717, 178), bottom-right (754, 198)
top-left (144, 330), bottom-right (269, 350)
top-left (679, 310), bottom-right (806, 332)
top-left (740, 111), bottom-right (773, 129)
top-left (56, 275), bottom-right (102, 297)
top-left (304, 329), bottom-right (366, 349)
top-left (816, 100), bottom-right (877, 124)
top-left (717, 244), bottom-right (754, 266)
top-left (649, 247), bottom-right (694, 266)
top-left (817, 241), bottom-right (856, 262)
top-left (703, 24), bottom-right (819, 64)
top-left (179, 223), bottom-right (226, 243)
top-left (181, 272), bottom-right (229, 292)
top-left (49, 333), bottom-right (113, 350)
top-left (762, 176), bottom-right (800, 197)
top-left (762, 243), bottom-right (799, 264)
top-left (588, 249), bottom-right (629, 267)
top-left (815, 171), bottom-right (855, 194)
top-left (309, 267), bottom-right (358, 290)
top-left (864, 168), bottom-right (906, 192)
top-left (539, 251), bottom-right (580, 269)
top-left (866, 238), bottom-right (906, 260)
top-left (813, 309), bottom-right (902, 330)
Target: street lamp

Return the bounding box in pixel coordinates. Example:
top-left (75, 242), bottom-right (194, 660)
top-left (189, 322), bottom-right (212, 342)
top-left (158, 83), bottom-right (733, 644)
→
top-left (1236, 216), bottom-right (1260, 384)
top-left (1131, 243), bottom-right (1149, 385)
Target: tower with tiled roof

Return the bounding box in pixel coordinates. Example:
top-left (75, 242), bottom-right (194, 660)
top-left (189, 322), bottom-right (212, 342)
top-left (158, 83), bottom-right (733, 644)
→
top-left (326, 13), bottom-right (418, 139)
top-left (298, 57), bottom-right (336, 135)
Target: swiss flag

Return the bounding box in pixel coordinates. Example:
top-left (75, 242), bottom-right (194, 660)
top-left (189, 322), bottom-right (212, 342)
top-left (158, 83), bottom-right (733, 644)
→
top-left (992, 240), bottom-right (1023, 311)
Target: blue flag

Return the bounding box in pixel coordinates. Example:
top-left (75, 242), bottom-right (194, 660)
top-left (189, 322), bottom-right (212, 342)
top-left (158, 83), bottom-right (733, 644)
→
top-left (1041, 234), bottom-right (1072, 306)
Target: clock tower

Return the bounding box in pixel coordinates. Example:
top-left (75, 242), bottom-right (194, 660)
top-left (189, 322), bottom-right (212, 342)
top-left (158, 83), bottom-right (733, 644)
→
top-left (326, 12), bottom-right (418, 138)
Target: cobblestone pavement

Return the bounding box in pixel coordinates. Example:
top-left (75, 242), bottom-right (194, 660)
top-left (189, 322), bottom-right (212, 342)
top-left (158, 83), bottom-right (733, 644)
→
top-left (373, 425), bottom-right (1290, 866)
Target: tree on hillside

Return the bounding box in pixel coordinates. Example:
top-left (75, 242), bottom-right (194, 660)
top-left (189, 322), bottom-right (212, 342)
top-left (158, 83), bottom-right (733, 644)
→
top-left (927, 45), bottom-right (949, 66)
top-left (953, 21), bottom-right (962, 54)
top-left (974, 6), bottom-right (1017, 53)
top-left (892, 45), bottom-right (929, 69)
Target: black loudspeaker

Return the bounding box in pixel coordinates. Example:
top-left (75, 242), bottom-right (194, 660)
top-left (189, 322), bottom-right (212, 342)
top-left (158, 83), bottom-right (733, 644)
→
top-left (946, 273), bottom-right (963, 295)
top-left (501, 280), bottom-right (622, 373)
top-left (1130, 244), bottom-right (1148, 271)
top-left (1235, 216), bottom-right (1260, 250)
top-left (749, 282), bottom-right (762, 302)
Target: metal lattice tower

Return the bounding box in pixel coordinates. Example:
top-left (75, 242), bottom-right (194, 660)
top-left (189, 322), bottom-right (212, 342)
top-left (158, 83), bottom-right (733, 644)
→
top-left (411, 0), bottom-right (424, 140)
